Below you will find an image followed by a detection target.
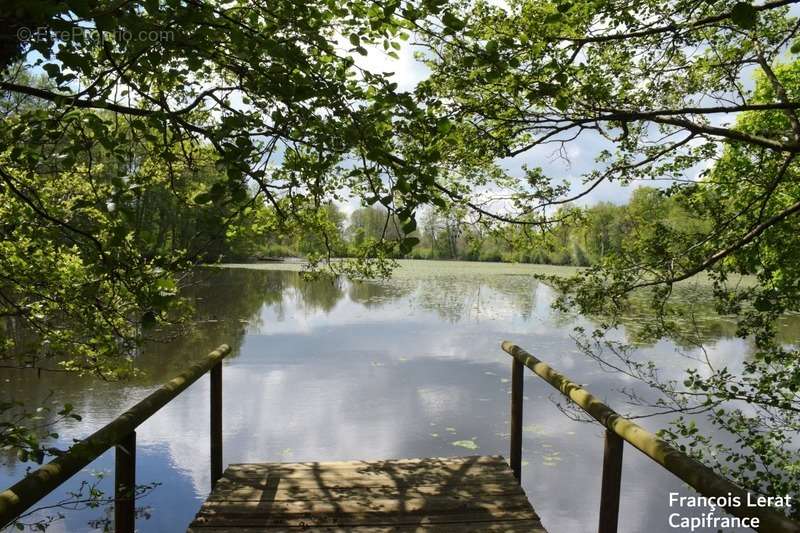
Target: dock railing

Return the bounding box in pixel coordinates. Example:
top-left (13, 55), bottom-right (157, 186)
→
top-left (502, 341), bottom-right (800, 533)
top-left (0, 344), bottom-right (231, 532)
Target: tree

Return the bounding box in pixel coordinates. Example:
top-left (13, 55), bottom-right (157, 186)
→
top-left (294, 202), bottom-right (348, 258)
top-left (0, 0), bottom-right (449, 465)
top-left (4, 0), bottom-right (800, 510)
top-left (0, 0), bottom-right (440, 361)
top-left (413, 0), bottom-right (800, 507)
top-left (348, 206), bottom-right (402, 246)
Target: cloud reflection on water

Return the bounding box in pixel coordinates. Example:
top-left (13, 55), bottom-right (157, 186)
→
top-left (0, 263), bottom-right (773, 532)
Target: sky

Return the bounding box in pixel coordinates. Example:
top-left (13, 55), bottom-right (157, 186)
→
top-left (346, 13), bottom-right (790, 215)
top-left (348, 37), bottom-right (672, 214)
top-left (17, 11), bottom-right (770, 217)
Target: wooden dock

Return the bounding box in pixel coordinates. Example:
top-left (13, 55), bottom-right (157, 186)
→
top-left (187, 455), bottom-right (546, 532)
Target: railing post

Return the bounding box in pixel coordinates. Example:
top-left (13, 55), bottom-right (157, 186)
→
top-left (510, 357), bottom-right (523, 482)
top-left (115, 431), bottom-right (136, 533)
top-left (598, 429), bottom-right (624, 533)
top-left (210, 361), bottom-right (223, 489)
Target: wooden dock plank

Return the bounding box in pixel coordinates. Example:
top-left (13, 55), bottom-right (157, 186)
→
top-left (206, 483), bottom-right (527, 502)
top-left (225, 455), bottom-right (510, 472)
top-left (222, 456), bottom-right (512, 479)
top-left (188, 456), bottom-right (546, 532)
top-left (188, 520), bottom-right (547, 533)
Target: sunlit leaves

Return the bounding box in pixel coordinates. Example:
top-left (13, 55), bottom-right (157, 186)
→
top-left (410, 0), bottom-right (800, 506)
top-left (442, 11), bottom-right (466, 32)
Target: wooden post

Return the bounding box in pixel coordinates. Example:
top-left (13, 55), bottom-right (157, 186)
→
top-left (0, 345), bottom-right (232, 529)
top-left (115, 431), bottom-right (136, 533)
top-left (510, 357), bottom-right (523, 482)
top-left (598, 429), bottom-right (624, 533)
top-left (210, 361), bottom-right (223, 489)
top-left (500, 342), bottom-right (800, 533)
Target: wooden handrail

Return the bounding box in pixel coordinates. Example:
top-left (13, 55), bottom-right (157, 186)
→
top-left (502, 341), bottom-right (800, 533)
top-left (0, 343), bottom-right (231, 530)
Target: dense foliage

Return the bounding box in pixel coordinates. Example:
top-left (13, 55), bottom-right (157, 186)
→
top-left (410, 0), bottom-right (800, 509)
top-left (2, 0), bottom-right (800, 522)
top-left (403, 187), bottom-right (707, 264)
top-left (236, 189), bottom-right (702, 266)
top-left (0, 0), bottom-right (444, 479)
top-left (0, 0), bottom-right (437, 371)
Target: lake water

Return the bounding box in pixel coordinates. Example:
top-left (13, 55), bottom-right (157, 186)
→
top-left (2, 261), bottom-right (796, 532)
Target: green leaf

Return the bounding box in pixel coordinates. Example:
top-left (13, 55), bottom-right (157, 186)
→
top-left (442, 11), bottom-right (466, 31)
top-left (730, 2), bottom-right (756, 29)
top-left (230, 185), bottom-right (248, 203)
top-left (349, 33), bottom-right (361, 47)
top-left (42, 63), bottom-right (61, 78)
top-left (155, 278), bottom-right (177, 292)
top-left (544, 12), bottom-right (564, 23)
top-left (194, 192), bottom-right (211, 204)
top-left (209, 182), bottom-right (227, 200)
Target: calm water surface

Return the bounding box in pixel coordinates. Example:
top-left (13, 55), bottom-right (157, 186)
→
top-left (2, 261), bottom-right (796, 532)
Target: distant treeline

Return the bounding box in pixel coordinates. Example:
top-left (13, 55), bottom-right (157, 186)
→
top-left (232, 186), bottom-right (707, 267)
